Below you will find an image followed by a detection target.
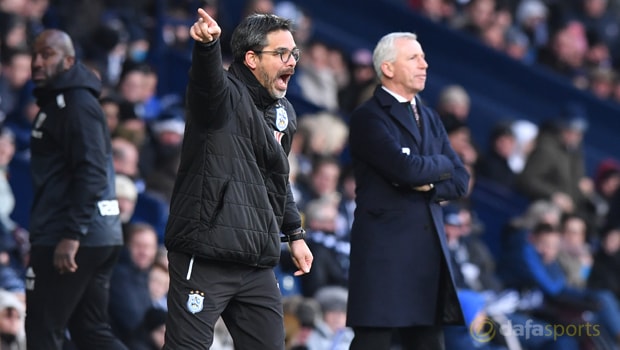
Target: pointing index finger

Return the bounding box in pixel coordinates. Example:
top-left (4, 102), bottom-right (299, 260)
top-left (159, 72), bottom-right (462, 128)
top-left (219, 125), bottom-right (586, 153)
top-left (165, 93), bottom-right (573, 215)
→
top-left (197, 8), bottom-right (216, 26)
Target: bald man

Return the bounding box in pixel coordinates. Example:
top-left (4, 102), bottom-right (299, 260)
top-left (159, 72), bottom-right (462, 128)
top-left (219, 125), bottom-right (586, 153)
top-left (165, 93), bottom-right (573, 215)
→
top-left (27, 29), bottom-right (127, 349)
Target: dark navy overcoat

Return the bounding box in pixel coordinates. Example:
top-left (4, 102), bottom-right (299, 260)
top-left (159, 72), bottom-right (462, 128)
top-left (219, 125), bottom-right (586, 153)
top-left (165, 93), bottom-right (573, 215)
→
top-left (346, 86), bottom-right (469, 327)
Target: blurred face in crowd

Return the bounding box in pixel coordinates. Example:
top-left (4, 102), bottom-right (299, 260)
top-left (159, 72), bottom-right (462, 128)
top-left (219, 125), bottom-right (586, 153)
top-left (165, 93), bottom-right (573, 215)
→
top-left (0, 133), bottom-right (16, 167)
top-left (562, 217), bottom-right (587, 249)
top-left (0, 307), bottom-right (22, 337)
top-left (603, 229), bottom-right (620, 255)
top-left (532, 231), bottom-right (561, 264)
top-left (250, 30), bottom-right (297, 99)
top-left (128, 227), bottom-right (158, 271)
top-left (31, 30), bottom-right (74, 87)
top-left (149, 264), bottom-right (169, 302)
top-left (494, 133), bottom-right (516, 158)
top-left (119, 71), bottom-right (146, 103)
top-left (560, 128), bottom-right (583, 149)
top-left (311, 162), bottom-right (340, 197)
top-left (6, 53), bottom-right (31, 88)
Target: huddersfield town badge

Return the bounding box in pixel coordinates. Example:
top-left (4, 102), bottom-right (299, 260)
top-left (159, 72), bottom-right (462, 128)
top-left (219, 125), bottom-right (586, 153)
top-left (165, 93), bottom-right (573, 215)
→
top-left (187, 290), bottom-right (204, 314)
top-left (276, 106), bottom-right (288, 131)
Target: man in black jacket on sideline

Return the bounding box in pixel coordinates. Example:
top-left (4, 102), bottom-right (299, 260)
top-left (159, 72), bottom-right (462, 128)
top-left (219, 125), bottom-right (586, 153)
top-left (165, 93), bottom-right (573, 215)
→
top-left (26, 29), bottom-right (126, 349)
top-left (163, 8), bottom-right (313, 350)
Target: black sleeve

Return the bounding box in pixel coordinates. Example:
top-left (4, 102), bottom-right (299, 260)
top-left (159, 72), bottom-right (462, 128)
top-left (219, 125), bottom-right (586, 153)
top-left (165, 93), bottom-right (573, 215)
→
top-left (62, 95), bottom-right (109, 238)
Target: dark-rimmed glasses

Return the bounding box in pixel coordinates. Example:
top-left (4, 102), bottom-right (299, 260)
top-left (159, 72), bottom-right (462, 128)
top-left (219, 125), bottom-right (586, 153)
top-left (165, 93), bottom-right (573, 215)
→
top-left (254, 48), bottom-right (301, 63)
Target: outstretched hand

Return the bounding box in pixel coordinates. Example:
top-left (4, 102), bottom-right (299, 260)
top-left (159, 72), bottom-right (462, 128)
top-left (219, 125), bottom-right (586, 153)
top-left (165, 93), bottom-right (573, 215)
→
top-left (189, 8), bottom-right (221, 44)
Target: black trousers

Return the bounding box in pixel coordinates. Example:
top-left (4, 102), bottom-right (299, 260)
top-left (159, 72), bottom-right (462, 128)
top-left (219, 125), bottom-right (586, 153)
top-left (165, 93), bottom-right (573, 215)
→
top-left (349, 326), bottom-right (445, 350)
top-left (25, 245), bottom-right (127, 350)
top-left (164, 251), bottom-right (285, 350)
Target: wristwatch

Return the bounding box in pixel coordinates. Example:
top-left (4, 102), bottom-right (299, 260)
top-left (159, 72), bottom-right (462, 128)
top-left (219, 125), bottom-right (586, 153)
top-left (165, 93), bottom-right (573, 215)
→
top-left (281, 229), bottom-right (306, 243)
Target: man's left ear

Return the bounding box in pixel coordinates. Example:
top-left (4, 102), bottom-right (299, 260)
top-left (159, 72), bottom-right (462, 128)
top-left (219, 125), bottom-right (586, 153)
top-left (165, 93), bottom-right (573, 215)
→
top-left (64, 56), bottom-right (76, 70)
top-left (245, 51), bottom-right (258, 69)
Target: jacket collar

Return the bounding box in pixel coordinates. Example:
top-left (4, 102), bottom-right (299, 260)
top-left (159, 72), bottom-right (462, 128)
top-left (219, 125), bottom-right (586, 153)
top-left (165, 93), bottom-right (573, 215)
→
top-left (228, 61), bottom-right (278, 110)
top-left (374, 85), bottom-right (422, 145)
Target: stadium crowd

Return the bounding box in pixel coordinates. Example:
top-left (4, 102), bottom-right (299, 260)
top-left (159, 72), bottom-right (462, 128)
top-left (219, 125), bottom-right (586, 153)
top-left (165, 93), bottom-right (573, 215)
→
top-left (1, 0), bottom-right (620, 349)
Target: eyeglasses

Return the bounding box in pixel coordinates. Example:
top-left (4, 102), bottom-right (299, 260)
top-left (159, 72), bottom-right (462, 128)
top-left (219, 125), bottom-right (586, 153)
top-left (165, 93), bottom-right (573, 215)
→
top-left (254, 48), bottom-right (301, 63)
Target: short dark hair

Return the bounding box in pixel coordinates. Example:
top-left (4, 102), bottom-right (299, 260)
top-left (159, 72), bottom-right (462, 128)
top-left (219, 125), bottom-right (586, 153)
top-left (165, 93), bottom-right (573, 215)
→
top-left (531, 222), bottom-right (558, 237)
top-left (230, 13), bottom-right (294, 63)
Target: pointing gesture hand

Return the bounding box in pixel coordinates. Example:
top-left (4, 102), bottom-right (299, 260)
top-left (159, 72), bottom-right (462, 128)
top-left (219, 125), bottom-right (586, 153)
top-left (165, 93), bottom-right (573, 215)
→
top-left (190, 8), bottom-right (221, 44)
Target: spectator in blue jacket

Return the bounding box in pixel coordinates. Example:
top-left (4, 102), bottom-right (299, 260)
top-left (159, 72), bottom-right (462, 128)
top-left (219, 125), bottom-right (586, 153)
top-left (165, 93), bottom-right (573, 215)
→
top-left (503, 222), bottom-right (620, 345)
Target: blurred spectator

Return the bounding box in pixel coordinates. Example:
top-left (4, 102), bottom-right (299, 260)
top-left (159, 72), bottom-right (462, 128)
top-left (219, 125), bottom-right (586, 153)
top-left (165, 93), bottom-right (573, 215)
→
top-left (338, 48), bottom-right (376, 115)
top-left (112, 136), bottom-right (141, 183)
top-left (143, 108), bottom-right (185, 203)
top-left (0, 12), bottom-right (29, 51)
top-left (499, 199), bottom-right (562, 279)
top-left (504, 27), bottom-right (533, 63)
top-left (0, 48), bottom-right (31, 125)
top-left (444, 118), bottom-right (478, 166)
top-left (452, 0), bottom-right (497, 39)
top-left (516, 104), bottom-right (593, 220)
top-left (114, 173), bottom-right (138, 231)
top-left (0, 128), bottom-right (17, 233)
top-left (274, 1), bottom-right (313, 50)
top-left (126, 307), bottom-right (166, 350)
top-left (295, 40), bottom-right (342, 112)
top-left (297, 112), bottom-right (349, 159)
top-left (117, 64), bottom-right (162, 121)
top-left (514, 0), bottom-right (549, 51)
top-left (591, 158), bottom-right (620, 228)
top-left (336, 165), bottom-right (355, 240)
top-left (100, 94), bottom-right (121, 134)
top-left (436, 84), bottom-right (471, 123)
top-left (0, 127), bottom-right (28, 274)
top-left (305, 286), bottom-right (354, 350)
top-left (412, 0), bottom-right (457, 25)
top-left (537, 19), bottom-right (589, 89)
top-left (588, 66), bottom-right (616, 100)
top-left (109, 222), bottom-right (159, 343)
top-left (82, 23), bottom-right (129, 89)
top-left (574, 0), bottom-right (620, 60)
top-left (584, 30), bottom-right (613, 71)
top-left (500, 222), bottom-right (620, 346)
top-left (508, 119), bottom-right (538, 174)
top-left (148, 261), bottom-right (169, 311)
top-left (0, 288), bottom-right (26, 350)
top-left (297, 155), bottom-right (342, 211)
top-left (557, 213), bottom-right (593, 288)
top-left (476, 121), bottom-right (518, 188)
top-left (301, 198), bottom-right (349, 297)
top-left (242, 0), bottom-right (275, 16)
top-left (588, 225), bottom-right (620, 301)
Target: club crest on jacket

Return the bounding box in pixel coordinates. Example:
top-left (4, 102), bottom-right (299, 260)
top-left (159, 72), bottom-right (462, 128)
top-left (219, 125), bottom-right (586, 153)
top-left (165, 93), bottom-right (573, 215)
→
top-left (276, 105), bottom-right (288, 131)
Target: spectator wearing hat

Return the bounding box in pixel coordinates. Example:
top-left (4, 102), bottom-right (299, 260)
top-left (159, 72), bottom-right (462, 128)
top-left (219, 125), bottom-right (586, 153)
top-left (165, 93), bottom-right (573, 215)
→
top-left (144, 108), bottom-right (185, 203)
top-left (305, 286), bottom-right (354, 350)
top-left (0, 288), bottom-right (26, 350)
top-left (476, 121), bottom-right (518, 189)
top-left (338, 48), bottom-right (377, 114)
top-left (517, 104), bottom-right (594, 224)
top-left (591, 158), bottom-right (620, 228)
